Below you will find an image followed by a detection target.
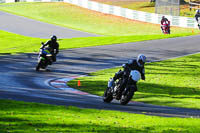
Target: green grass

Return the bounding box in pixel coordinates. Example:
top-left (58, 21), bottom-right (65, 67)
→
top-left (0, 30), bottom-right (45, 54)
top-left (1, 99), bottom-right (200, 132)
top-left (0, 29), bottom-right (198, 54)
top-left (0, 2), bottom-right (198, 36)
top-left (68, 53), bottom-right (200, 109)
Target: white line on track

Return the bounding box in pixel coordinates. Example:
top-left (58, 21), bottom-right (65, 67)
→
top-left (47, 77), bottom-right (100, 98)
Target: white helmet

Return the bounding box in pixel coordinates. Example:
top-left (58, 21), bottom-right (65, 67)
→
top-left (196, 9), bottom-right (200, 14)
top-left (137, 54), bottom-right (146, 67)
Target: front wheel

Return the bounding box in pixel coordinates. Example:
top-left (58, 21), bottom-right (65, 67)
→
top-left (36, 58), bottom-right (45, 71)
top-left (103, 87), bottom-right (113, 103)
top-left (36, 61), bottom-right (42, 71)
top-left (120, 87), bottom-right (135, 105)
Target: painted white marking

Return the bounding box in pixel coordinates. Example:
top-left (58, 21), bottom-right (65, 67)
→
top-left (48, 77), bottom-right (92, 96)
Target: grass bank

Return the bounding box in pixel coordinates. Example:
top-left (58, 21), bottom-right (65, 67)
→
top-left (0, 99), bottom-right (200, 132)
top-left (91, 0), bottom-right (196, 17)
top-left (0, 2), bottom-right (198, 36)
top-left (0, 30), bottom-right (198, 54)
top-left (68, 53), bottom-right (200, 109)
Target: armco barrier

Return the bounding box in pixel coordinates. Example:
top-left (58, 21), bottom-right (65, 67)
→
top-left (64, 0), bottom-right (198, 28)
top-left (2, 0), bottom-right (198, 28)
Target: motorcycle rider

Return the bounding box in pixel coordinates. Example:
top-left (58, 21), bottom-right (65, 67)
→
top-left (195, 9), bottom-right (200, 27)
top-left (109, 54), bottom-right (146, 99)
top-left (160, 16), bottom-right (170, 33)
top-left (40, 35), bottom-right (59, 62)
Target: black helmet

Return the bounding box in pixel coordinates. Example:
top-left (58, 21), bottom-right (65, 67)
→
top-left (137, 54), bottom-right (146, 67)
top-left (51, 35), bottom-right (57, 42)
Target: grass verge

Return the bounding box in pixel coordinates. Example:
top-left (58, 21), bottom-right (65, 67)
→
top-left (0, 2), bottom-right (198, 36)
top-left (0, 29), bottom-right (198, 54)
top-left (68, 53), bottom-right (200, 109)
top-left (0, 99), bottom-right (200, 132)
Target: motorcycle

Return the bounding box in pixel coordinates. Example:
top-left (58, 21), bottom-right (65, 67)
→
top-left (161, 21), bottom-right (170, 34)
top-left (36, 45), bottom-right (53, 71)
top-left (103, 70), bottom-right (141, 105)
top-left (197, 18), bottom-right (200, 30)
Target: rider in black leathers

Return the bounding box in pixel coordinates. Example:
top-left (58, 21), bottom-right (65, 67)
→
top-left (40, 35), bottom-right (59, 62)
top-left (195, 9), bottom-right (200, 27)
top-left (110, 54), bottom-right (146, 98)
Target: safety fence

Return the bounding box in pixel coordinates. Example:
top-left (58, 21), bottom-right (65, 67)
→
top-left (1, 0), bottom-right (198, 28)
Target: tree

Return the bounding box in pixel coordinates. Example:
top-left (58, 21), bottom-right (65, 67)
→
top-left (150, 0), bottom-right (186, 4)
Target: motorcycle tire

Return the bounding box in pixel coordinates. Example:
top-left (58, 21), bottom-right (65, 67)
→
top-left (36, 60), bottom-right (42, 71)
top-left (36, 63), bottom-right (41, 71)
top-left (103, 87), bottom-right (113, 103)
top-left (120, 86), bottom-right (135, 105)
top-left (198, 24), bottom-right (200, 30)
top-left (168, 29), bottom-right (170, 34)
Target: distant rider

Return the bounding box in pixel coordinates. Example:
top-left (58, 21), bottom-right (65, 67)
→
top-left (160, 16), bottom-right (170, 33)
top-left (195, 9), bottom-right (200, 27)
top-left (40, 35), bottom-right (59, 62)
top-left (109, 54), bottom-right (146, 99)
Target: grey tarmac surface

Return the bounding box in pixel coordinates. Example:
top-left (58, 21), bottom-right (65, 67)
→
top-left (0, 11), bottom-right (99, 38)
top-left (0, 10), bottom-right (200, 118)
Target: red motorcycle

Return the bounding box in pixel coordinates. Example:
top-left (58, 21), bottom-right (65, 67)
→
top-left (161, 21), bottom-right (170, 34)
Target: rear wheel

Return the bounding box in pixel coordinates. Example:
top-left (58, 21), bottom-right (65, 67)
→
top-left (103, 87), bottom-right (113, 103)
top-left (167, 28), bottom-right (170, 34)
top-left (120, 87), bottom-right (135, 105)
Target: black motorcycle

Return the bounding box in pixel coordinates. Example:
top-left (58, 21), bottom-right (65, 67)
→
top-left (103, 70), bottom-right (141, 105)
top-left (36, 46), bottom-right (53, 71)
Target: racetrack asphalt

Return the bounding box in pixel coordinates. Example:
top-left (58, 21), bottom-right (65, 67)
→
top-left (0, 11), bottom-right (99, 38)
top-left (0, 10), bottom-right (200, 118)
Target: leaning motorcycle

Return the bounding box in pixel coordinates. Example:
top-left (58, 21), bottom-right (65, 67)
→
top-left (36, 46), bottom-right (53, 71)
top-left (103, 70), bottom-right (141, 105)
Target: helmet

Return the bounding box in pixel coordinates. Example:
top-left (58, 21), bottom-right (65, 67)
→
top-left (51, 35), bottom-right (57, 42)
top-left (196, 9), bottom-right (200, 14)
top-left (162, 16), bottom-right (165, 19)
top-left (137, 54), bottom-right (146, 67)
